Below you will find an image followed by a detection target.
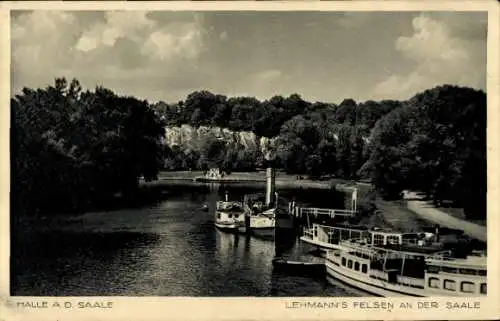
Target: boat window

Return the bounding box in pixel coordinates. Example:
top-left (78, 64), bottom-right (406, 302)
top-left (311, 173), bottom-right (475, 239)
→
top-left (427, 265), bottom-right (440, 274)
top-left (480, 283), bottom-right (487, 294)
top-left (228, 214), bottom-right (233, 218)
top-left (458, 268), bottom-right (476, 275)
top-left (354, 262), bottom-right (360, 271)
top-left (443, 267), bottom-right (458, 274)
top-left (478, 270), bottom-right (487, 276)
top-left (362, 264), bottom-right (368, 273)
top-left (444, 279), bottom-right (456, 291)
top-left (234, 214), bottom-right (239, 219)
top-left (387, 235), bottom-right (400, 245)
top-left (460, 281), bottom-right (475, 293)
top-left (217, 214), bottom-right (221, 219)
top-left (373, 234), bottom-right (384, 245)
top-left (342, 258), bottom-right (346, 266)
top-left (428, 277), bottom-right (440, 289)
top-left (348, 260), bottom-right (353, 269)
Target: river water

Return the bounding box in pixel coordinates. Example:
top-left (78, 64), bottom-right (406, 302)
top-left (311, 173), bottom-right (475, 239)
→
top-left (11, 183), bottom-right (365, 296)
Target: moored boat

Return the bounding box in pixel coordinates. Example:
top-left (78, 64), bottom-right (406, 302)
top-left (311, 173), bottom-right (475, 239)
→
top-left (300, 223), bottom-right (370, 251)
top-left (243, 166), bottom-right (294, 239)
top-left (215, 191), bottom-right (246, 233)
top-left (324, 229), bottom-right (487, 297)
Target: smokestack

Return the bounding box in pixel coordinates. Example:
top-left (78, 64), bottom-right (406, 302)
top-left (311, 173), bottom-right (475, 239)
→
top-left (266, 167), bottom-right (275, 206)
top-left (225, 190), bottom-right (229, 202)
top-left (434, 224), bottom-right (440, 243)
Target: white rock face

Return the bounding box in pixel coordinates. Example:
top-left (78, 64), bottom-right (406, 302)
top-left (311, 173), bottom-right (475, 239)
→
top-left (162, 124), bottom-right (369, 154)
top-left (163, 125), bottom-right (278, 153)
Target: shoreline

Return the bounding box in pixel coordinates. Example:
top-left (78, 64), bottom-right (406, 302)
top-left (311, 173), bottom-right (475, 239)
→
top-left (152, 170), bottom-right (351, 190)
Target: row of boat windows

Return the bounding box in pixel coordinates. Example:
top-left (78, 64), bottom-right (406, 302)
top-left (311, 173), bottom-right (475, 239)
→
top-left (427, 265), bottom-right (486, 276)
top-left (373, 235), bottom-right (401, 245)
top-left (216, 213), bottom-right (240, 219)
top-left (428, 277), bottom-right (487, 294)
top-left (341, 257), bottom-right (368, 273)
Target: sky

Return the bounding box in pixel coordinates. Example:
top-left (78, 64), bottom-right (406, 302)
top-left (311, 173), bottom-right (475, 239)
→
top-left (11, 10), bottom-right (487, 104)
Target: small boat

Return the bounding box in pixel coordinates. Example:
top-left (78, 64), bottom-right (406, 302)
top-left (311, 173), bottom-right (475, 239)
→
top-left (272, 258), bottom-right (326, 277)
top-left (194, 168), bottom-right (226, 182)
top-left (215, 191), bottom-right (246, 233)
top-left (324, 228), bottom-right (487, 297)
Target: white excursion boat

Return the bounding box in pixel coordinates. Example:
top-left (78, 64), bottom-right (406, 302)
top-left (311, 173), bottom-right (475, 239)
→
top-left (214, 192), bottom-right (245, 233)
top-left (325, 229), bottom-right (487, 297)
top-left (301, 223), bottom-right (370, 251)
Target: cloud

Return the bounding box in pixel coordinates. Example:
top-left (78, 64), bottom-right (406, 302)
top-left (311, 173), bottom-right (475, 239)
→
top-left (11, 10), bottom-right (206, 99)
top-left (255, 69), bottom-right (282, 82)
top-left (75, 11), bottom-right (203, 62)
top-left (12, 11), bottom-right (79, 73)
top-left (373, 13), bottom-right (486, 100)
top-left (219, 31), bottom-right (228, 41)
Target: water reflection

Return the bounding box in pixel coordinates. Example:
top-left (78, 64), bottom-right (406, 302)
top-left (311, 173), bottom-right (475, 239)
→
top-left (12, 184), bottom-right (357, 296)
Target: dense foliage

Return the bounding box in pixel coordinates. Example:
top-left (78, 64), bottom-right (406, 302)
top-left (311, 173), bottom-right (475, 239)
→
top-left (157, 93), bottom-right (402, 179)
top-left (12, 79), bottom-right (486, 219)
top-left (156, 86), bottom-right (486, 219)
top-left (11, 78), bottom-right (165, 216)
top-left (362, 85), bottom-right (486, 219)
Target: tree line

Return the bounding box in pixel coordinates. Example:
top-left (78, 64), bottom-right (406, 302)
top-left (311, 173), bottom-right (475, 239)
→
top-left (11, 78), bottom-right (165, 217)
top-left (11, 78), bottom-right (486, 219)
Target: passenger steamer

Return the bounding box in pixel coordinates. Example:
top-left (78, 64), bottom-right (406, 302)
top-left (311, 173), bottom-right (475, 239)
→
top-left (243, 165), bottom-right (294, 238)
top-left (325, 229), bottom-right (487, 297)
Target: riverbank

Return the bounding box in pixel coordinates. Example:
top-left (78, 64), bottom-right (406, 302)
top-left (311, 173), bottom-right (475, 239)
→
top-left (153, 170), bottom-right (348, 189)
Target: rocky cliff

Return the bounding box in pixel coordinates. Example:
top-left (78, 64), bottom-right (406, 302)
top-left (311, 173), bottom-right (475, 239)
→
top-left (163, 125), bottom-right (277, 154)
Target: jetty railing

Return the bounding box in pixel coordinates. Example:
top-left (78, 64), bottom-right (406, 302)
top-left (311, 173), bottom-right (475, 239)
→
top-left (291, 206), bottom-right (356, 219)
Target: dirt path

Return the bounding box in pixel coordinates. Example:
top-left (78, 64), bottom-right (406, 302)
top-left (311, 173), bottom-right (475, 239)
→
top-left (406, 200), bottom-right (487, 242)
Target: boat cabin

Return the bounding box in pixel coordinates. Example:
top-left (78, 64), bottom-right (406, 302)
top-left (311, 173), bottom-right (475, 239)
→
top-left (424, 254), bottom-right (487, 295)
top-left (370, 229), bottom-right (421, 246)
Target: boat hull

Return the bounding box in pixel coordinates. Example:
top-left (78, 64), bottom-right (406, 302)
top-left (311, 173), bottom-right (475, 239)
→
top-left (300, 236), bottom-right (343, 251)
top-left (325, 261), bottom-right (424, 297)
top-left (215, 222), bottom-right (246, 233)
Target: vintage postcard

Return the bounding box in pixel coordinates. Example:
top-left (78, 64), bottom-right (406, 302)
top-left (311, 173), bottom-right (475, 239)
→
top-left (1, 1), bottom-right (499, 320)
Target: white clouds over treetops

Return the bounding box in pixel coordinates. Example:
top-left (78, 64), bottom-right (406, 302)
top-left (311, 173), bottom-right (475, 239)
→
top-left (373, 13), bottom-right (486, 100)
top-left (11, 11), bottom-right (486, 104)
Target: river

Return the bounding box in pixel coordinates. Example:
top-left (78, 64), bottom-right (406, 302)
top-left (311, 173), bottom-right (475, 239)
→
top-left (11, 183), bottom-right (365, 296)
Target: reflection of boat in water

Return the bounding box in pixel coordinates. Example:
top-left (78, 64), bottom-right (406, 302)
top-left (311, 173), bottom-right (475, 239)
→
top-left (325, 228), bottom-right (487, 297)
top-left (215, 191), bottom-right (246, 233)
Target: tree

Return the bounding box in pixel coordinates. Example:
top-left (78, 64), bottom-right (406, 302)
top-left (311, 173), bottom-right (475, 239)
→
top-left (11, 78), bottom-right (165, 216)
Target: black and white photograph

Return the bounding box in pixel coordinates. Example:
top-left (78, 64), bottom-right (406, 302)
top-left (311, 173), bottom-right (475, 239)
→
top-left (5, 2), bottom-right (495, 311)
